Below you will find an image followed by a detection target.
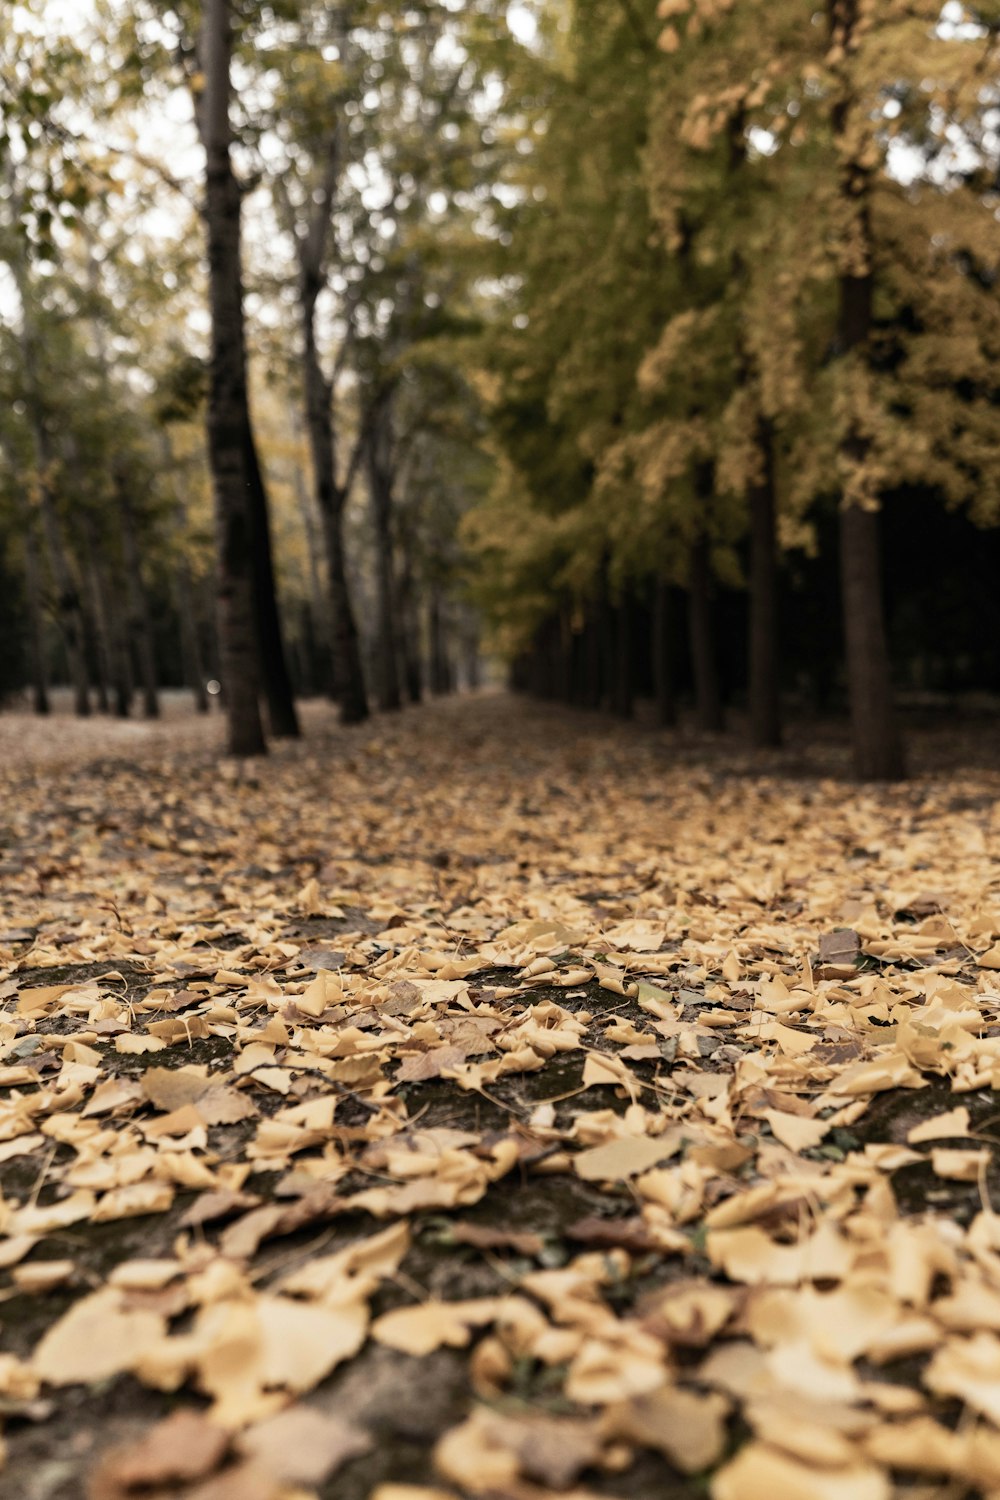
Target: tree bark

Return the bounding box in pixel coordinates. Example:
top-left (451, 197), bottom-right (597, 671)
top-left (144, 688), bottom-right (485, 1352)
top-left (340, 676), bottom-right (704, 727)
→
top-left (829, 0), bottom-right (904, 780)
top-left (582, 609), bottom-right (602, 709)
top-left (242, 421), bottom-right (300, 736)
top-left (611, 601), bottom-right (633, 717)
top-left (117, 479), bottom-right (160, 719)
top-left (288, 406), bottom-right (333, 697)
top-left (428, 590), bottom-right (452, 694)
top-left (200, 0), bottom-right (266, 756)
top-left (83, 522), bottom-right (116, 715)
top-left (300, 288), bottom-right (368, 723)
top-left (34, 438), bottom-right (89, 716)
top-left (22, 522), bottom-right (49, 715)
top-left (651, 580), bottom-right (676, 728)
top-left (748, 420), bottom-right (781, 748)
top-left (396, 545), bottom-right (423, 703)
top-left (366, 407), bottom-right (403, 712)
top-left (174, 552), bottom-right (209, 714)
top-left (689, 533), bottom-right (723, 732)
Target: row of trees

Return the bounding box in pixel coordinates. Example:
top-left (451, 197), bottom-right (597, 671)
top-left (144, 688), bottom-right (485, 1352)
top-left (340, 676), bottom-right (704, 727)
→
top-left (3, 1), bottom-right (999, 777)
top-left (0, 0), bottom-right (493, 748)
top-left (466, 0), bottom-right (1000, 778)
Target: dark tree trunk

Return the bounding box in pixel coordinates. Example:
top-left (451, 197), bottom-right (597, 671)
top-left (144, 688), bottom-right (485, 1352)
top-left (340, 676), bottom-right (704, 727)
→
top-left (35, 449), bottom-right (89, 716)
top-left (117, 480), bottom-right (160, 719)
top-left (829, 0), bottom-right (904, 780)
top-left (748, 421), bottom-right (781, 748)
top-left (366, 410), bottom-right (403, 712)
top-left (174, 554), bottom-right (209, 713)
top-left (289, 411), bottom-right (333, 698)
top-left (300, 285), bottom-right (368, 724)
top-left (242, 423), bottom-right (299, 737)
top-left (611, 601), bottom-right (633, 717)
top-left (597, 591), bottom-right (615, 713)
top-left (582, 610), bottom-right (602, 709)
top-left (319, 502), bottom-right (368, 723)
top-left (651, 580), bottom-right (676, 728)
top-left (83, 525), bottom-right (115, 715)
top-left (428, 591), bottom-right (452, 695)
top-left (396, 547), bottom-right (423, 704)
top-left (109, 589), bottom-right (134, 718)
top-left (9, 255), bottom-right (88, 715)
top-left (199, 0), bottom-right (266, 756)
top-left (23, 523), bottom-right (49, 715)
top-left (840, 503), bottom-right (903, 779)
top-left (689, 533), bottom-right (723, 732)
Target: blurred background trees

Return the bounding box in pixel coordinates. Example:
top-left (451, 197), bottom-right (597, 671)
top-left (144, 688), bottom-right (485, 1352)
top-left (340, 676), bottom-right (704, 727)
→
top-left (1, 0), bottom-right (998, 776)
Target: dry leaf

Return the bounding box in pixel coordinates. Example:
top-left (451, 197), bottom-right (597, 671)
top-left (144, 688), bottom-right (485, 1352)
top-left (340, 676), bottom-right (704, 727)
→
top-left (88, 1408), bottom-right (228, 1492)
top-left (236, 1405), bottom-right (371, 1483)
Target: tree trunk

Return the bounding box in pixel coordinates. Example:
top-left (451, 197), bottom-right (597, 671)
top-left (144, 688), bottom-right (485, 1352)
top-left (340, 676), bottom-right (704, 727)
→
top-left (651, 580), bottom-right (676, 728)
top-left (109, 589), bottom-right (134, 719)
top-left (117, 480), bottom-right (160, 719)
top-left (840, 503), bottom-right (903, 779)
top-left (300, 288), bottom-right (368, 724)
top-left (689, 533), bottom-right (723, 732)
top-left (428, 591), bottom-right (452, 695)
top-left (174, 554), bottom-right (209, 713)
top-left (611, 601), bottom-right (633, 717)
top-left (288, 406), bottom-right (333, 697)
top-left (582, 609), bottom-right (602, 709)
top-left (83, 524), bottom-right (116, 715)
top-left (366, 412), bottom-right (403, 712)
top-left (34, 443), bottom-right (89, 716)
top-left (200, 0), bottom-right (266, 756)
top-left (23, 522), bottom-right (49, 715)
top-left (396, 547), bottom-right (423, 704)
top-left (748, 420), bottom-right (781, 748)
top-left (241, 422), bottom-right (299, 736)
top-left (830, 0), bottom-right (904, 781)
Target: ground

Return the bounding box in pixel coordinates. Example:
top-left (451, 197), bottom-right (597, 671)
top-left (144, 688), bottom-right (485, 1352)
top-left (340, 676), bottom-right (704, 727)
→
top-left (1, 693), bottom-right (1000, 1500)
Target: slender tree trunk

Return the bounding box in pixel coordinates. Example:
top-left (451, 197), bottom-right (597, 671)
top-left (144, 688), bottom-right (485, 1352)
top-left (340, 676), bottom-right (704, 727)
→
top-left (34, 446), bottom-right (89, 716)
top-left (748, 420), bottom-right (781, 748)
top-left (611, 600), bottom-right (633, 717)
top-left (288, 406), bottom-right (333, 697)
top-left (428, 590), bottom-right (452, 695)
top-left (396, 546), bottom-right (423, 703)
top-left (300, 288), bottom-right (368, 724)
top-left (366, 414), bottom-right (403, 712)
top-left (173, 544), bottom-right (209, 713)
top-left (829, 0), bottom-right (904, 780)
top-left (582, 609), bottom-right (602, 709)
top-left (597, 590), bottom-right (615, 713)
top-left (689, 533), bottom-right (723, 732)
top-left (199, 0), bottom-right (265, 755)
top-left (83, 525), bottom-right (115, 715)
top-left (23, 523), bottom-right (49, 715)
top-left (240, 422), bottom-right (299, 736)
top-left (108, 587), bottom-right (133, 718)
top-left (116, 479), bottom-right (160, 719)
top-left (652, 579), bottom-right (676, 728)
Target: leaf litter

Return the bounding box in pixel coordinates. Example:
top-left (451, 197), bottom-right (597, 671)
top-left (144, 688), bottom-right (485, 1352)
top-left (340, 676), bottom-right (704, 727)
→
top-left (0, 698), bottom-right (999, 1497)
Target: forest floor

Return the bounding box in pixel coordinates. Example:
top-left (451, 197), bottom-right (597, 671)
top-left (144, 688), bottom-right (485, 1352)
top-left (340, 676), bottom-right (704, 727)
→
top-left (1, 692), bottom-right (1000, 1500)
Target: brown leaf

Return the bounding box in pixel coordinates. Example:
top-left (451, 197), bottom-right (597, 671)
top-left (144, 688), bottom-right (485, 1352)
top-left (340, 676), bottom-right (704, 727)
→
top-left (449, 1221), bottom-right (545, 1256)
top-left (817, 929), bottom-right (860, 964)
top-left (179, 1189), bottom-right (263, 1230)
top-left (88, 1409), bottom-right (228, 1494)
top-left (566, 1215), bottom-right (661, 1254)
top-left (140, 1066), bottom-right (214, 1112)
top-left (236, 1405), bottom-right (371, 1484)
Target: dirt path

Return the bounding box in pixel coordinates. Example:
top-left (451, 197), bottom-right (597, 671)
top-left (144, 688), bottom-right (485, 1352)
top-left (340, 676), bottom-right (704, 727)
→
top-left (1, 694), bottom-right (999, 1500)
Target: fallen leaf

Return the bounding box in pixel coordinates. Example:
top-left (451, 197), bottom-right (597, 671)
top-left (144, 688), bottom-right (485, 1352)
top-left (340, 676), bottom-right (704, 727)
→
top-left (237, 1405), bottom-right (371, 1483)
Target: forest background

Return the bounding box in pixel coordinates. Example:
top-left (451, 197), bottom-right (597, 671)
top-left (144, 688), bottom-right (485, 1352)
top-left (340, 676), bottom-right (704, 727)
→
top-left (2, 0), bottom-right (1000, 780)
